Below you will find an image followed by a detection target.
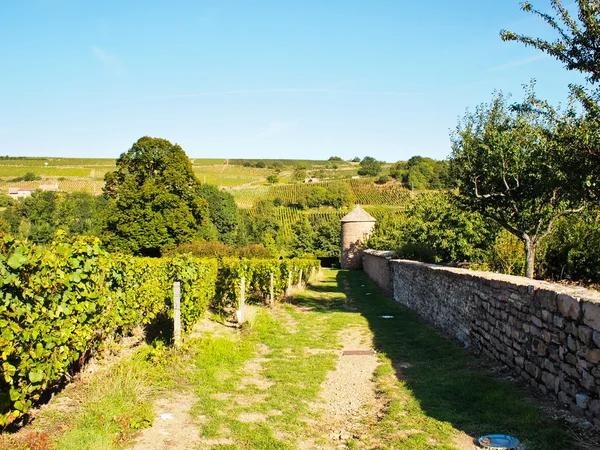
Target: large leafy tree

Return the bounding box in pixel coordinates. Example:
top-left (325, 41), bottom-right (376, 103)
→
top-left (450, 88), bottom-right (586, 278)
top-left (501, 0), bottom-right (600, 198)
top-left (357, 156), bottom-right (382, 177)
top-left (501, 1), bottom-right (600, 85)
top-left (103, 136), bottom-right (211, 256)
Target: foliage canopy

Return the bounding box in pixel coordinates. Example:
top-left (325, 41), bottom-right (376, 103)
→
top-left (450, 87), bottom-right (586, 277)
top-left (103, 136), bottom-right (211, 256)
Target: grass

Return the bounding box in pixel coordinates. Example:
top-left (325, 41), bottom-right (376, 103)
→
top-left (0, 269), bottom-right (580, 449)
top-left (338, 270), bottom-right (575, 450)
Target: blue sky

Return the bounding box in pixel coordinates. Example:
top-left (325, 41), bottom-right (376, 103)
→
top-left (0, 1), bottom-right (587, 162)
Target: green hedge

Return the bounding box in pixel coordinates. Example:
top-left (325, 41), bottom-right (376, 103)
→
top-left (0, 234), bottom-right (318, 426)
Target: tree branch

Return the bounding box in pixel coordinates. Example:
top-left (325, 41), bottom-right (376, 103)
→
top-left (536, 203), bottom-right (586, 242)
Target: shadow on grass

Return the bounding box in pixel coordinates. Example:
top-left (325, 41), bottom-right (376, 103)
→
top-left (291, 269), bottom-right (579, 450)
top-left (144, 311), bottom-right (174, 346)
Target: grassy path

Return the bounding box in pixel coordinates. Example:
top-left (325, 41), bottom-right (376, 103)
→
top-left (1, 269), bottom-right (585, 449)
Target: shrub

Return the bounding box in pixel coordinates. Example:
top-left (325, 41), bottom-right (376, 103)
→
top-left (166, 241), bottom-right (274, 259)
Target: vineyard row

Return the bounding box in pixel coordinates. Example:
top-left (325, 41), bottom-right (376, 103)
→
top-left (0, 234), bottom-right (319, 426)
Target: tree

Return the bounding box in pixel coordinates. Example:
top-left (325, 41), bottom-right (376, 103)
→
top-left (450, 88), bottom-right (586, 278)
top-left (501, 1), bottom-right (600, 85)
top-left (102, 136), bottom-right (212, 256)
top-left (56, 192), bottom-right (108, 237)
top-left (357, 156), bottom-right (382, 177)
top-left (312, 216), bottom-right (341, 257)
top-left (501, 1), bottom-right (600, 199)
top-left (266, 173), bottom-right (279, 184)
top-left (289, 216), bottom-right (316, 257)
top-left (293, 169), bottom-right (307, 182)
top-left (239, 200), bottom-right (280, 245)
top-left (13, 191), bottom-right (59, 243)
top-left (196, 184), bottom-right (239, 245)
top-left (366, 195), bottom-right (495, 264)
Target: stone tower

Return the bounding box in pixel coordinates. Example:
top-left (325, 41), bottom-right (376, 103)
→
top-left (340, 205), bottom-right (376, 269)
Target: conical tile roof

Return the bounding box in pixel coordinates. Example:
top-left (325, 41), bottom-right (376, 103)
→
top-left (340, 205), bottom-right (376, 223)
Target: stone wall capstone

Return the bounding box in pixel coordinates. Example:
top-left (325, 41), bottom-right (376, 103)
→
top-left (362, 250), bottom-right (600, 429)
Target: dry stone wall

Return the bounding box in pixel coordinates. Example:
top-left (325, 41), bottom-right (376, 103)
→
top-left (362, 250), bottom-right (395, 297)
top-left (362, 250), bottom-right (600, 428)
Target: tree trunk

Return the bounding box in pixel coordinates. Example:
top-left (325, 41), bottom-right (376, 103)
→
top-left (524, 238), bottom-right (536, 279)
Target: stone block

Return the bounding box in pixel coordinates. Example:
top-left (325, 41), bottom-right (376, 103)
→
top-left (558, 391), bottom-right (572, 405)
top-left (576, 393), bottom-right (590, 409)
top-left (548, 345), bottom-right (559, 362)
top-left (515, 356), bottom-right (525, 368)
top-left (578, 326), bottom-right (593, 346)
top-left (576, 358), bottom-right (589, 372)
top-left (553, 315), bottom-right (565, 329)
top-left (590, 399), bottom-right (600, 415)
top-left (511, 329), bottom-right (522, 341)
top-left (593, 330), bottom-right (600, 348)
top-left (506, 347), bottom-right (514, 360)
top-left (567, 334), bottom-right (578, 352)
top-left (542, 309), bottom-right (553, 323)
top-left (592, 366), bottom-right (600, 378)
top-left (586, 348), bottom-right (600, 364)
top-left (525, 360), bottom-right (542, 380)
top-left (565, 321), bottom-right (577, 335)
top-left (542, 370), bottom-right (556, 389)
top-left (532, 315), bottom-right (543, 328)
top-left (566, 353), bottom-right (578, 365)
top-left (558, 294), bottom-right (581, 321)
top-left (583, 302), bottom-right (600, 332)
top-left (536, 288), bottom-right (558, 312)
top-left (561, 362), bottom-right (578, 379)
top-left (532, 338), bottom-right (549, 356)
top-left (581, 369), bottom-right (596, 391)
top-left (559, 345), bottom-right (567, 360)
top-left (542, 330), bottom-right (553, 343)
top-left (543, 359), bottom-right (556, 373)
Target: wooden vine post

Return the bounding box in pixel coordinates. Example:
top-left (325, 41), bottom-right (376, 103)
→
top-left (311, 266), bottom-right (316, 280)
top-left (173, 281), bottom-right (181, 348)
top-left (237, 276), bottom-right (246, 324)
top-left (297, 269), bottom-right (303, 288)
top-left (287, 270), bottom-right (292, 296)
top-left (270, 272), bottom-right (275, 307)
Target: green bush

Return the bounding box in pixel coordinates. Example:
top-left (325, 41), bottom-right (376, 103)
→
top-left (166, 241), bottom-right (274, 259)
top-left (540, 209), bottom-right (600, 283)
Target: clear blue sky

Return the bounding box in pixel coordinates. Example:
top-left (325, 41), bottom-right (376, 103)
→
top-left (0, 1), bottom-right (587, 162)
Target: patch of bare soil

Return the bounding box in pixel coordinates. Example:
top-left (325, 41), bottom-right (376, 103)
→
top-left (303, 327), bottom-right (383, 449)
top-left (127, 393), bottom-right (201, 450)
top-left (190, 315), bottom-right (238, 339)
top-left (238, 343), bottom-right (274, 391)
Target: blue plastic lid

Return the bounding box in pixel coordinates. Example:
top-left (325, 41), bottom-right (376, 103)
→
top-left (477, 434), bottom-right (520, 449)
